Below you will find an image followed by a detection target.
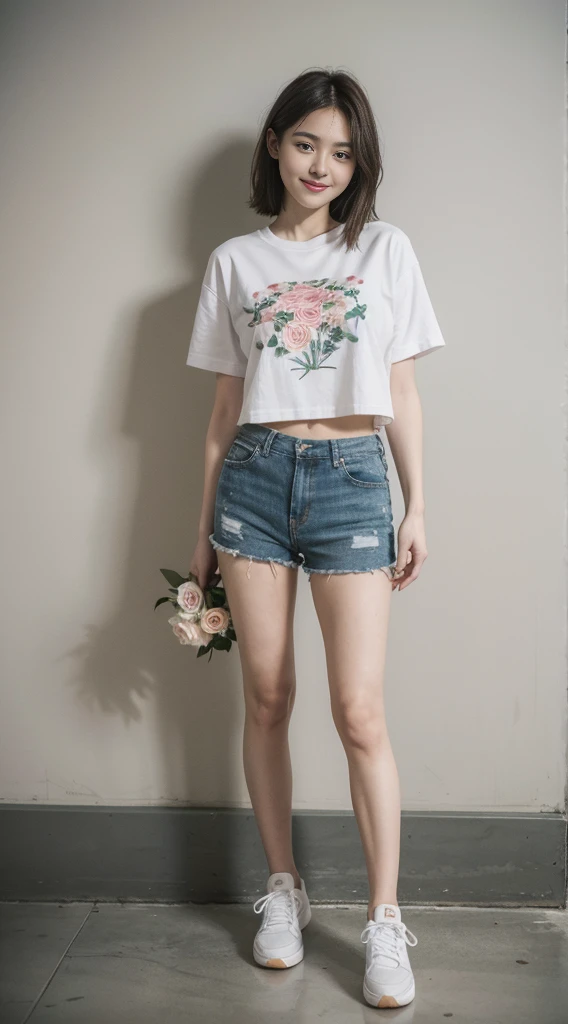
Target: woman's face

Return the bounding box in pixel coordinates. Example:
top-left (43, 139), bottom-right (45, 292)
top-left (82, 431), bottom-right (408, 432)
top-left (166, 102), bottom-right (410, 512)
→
top-left (267, 106), bottom-right (356, 214)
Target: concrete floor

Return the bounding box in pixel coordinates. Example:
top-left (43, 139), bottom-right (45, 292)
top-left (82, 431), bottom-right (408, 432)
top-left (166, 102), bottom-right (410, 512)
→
top-left (1, 901), bottom-right (567, 1023)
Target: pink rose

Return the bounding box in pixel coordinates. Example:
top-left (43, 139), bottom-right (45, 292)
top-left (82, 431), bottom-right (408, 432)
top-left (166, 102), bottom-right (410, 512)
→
top-left (269, 285), bottom-right (326, 331)
top-left (271, 295), bottom-right (291, 315)
top-left (168, 613), bottom-right (210, 647)
top-left (177, 580), bottom-right (205, 617)
top-left (282, 323), bottom-right (313, 351)
top-left (326, 295), bottom-right (348, 327)
top-left (291, 284), bottom-right (328, 307)
top-left (293, 303), bottom-right (323, 327)
top-left (272, 284), bottom-right (326, 314)
top-left (200, 606), bottom-right (230, 634)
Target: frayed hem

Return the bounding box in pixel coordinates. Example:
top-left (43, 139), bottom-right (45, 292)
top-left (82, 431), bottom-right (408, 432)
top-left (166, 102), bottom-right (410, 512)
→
top-left (208, 535), bottom-right (300, 579)
top-left (304, 564), bottom-right (397, 583)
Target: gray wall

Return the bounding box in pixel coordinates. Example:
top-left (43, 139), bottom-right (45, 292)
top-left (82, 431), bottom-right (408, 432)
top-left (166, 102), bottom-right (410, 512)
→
top-left (0, 0), bottom-right (566, 815)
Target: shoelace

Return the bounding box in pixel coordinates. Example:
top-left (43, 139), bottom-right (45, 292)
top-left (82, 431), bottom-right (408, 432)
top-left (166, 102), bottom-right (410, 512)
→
top-left (360, 920), bottom-right (418, 967)
top-left (253, 889), bottom-right (301, 930)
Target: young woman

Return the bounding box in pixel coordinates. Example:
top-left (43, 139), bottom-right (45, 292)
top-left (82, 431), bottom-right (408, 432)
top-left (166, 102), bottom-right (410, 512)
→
top-left (186, 67), bottom-right (445, 1009)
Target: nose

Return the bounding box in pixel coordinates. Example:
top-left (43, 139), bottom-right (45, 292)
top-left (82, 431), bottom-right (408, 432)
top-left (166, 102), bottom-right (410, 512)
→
top-left (309, 159), bottom-right (328, 177)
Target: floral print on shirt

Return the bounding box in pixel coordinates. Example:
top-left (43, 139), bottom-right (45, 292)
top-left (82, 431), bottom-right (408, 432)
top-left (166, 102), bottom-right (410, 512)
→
top-left (244, 277), bottom-right (366, 378)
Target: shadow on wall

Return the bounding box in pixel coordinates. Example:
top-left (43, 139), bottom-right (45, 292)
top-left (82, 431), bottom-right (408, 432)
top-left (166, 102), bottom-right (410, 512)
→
top-left (65, 140), bottom-right (285, 895)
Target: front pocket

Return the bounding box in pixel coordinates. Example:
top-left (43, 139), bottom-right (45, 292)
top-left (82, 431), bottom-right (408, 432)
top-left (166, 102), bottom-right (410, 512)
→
top-left (338, 453), bottom-right (389, 488)
top-left (224, 437), bottom-right (261, 466)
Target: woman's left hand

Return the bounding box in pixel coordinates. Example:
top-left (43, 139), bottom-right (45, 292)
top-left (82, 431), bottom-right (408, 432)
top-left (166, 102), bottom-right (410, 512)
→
top-left (391, 511), bottom-right (428, 591)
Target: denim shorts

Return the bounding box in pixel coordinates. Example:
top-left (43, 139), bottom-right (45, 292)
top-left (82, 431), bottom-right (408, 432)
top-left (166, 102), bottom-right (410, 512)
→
top-left (209, 423), bottom-right (397, 582)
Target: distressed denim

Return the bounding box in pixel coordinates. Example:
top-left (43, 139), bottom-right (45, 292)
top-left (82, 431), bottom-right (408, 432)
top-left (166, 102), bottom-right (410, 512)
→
top-left (209, 423), bottom-right (397, 582)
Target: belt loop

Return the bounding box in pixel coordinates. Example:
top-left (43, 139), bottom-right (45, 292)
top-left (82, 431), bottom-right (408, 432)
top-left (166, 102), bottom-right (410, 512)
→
top-left (330, 437), bottom-right (340, 467)
top-left (261, 428), bottom-right (277, 456)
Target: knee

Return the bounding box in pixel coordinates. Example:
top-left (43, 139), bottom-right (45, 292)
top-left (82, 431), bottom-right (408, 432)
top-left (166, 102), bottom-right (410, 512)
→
top-left (332, 699), bottom-right (387, 751)
top-left (246, 684), bottom-right (295, 729)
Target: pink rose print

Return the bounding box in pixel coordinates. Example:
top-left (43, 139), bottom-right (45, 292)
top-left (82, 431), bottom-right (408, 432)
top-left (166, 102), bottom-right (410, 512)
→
top-left (282, 323), bottom-right (313, 351)
top-left (244, 277), bottom-right (366, 378)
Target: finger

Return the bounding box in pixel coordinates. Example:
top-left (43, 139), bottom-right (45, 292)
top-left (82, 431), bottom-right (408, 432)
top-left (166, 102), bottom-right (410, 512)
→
top-left (392, 554), bottom-right (416, 589)
top-left (392, 572), bottom-right (408, 591)
top-left (392, 558), bottom-right (407, 579)
top-left (399, 564), bottom-right (423, 590)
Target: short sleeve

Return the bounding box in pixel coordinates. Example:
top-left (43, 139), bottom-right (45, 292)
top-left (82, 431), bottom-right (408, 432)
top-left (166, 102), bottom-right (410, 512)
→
top-left (186, 250), bottom-right (248, 377)
top-left (390, 241), bottom-right (446, 364)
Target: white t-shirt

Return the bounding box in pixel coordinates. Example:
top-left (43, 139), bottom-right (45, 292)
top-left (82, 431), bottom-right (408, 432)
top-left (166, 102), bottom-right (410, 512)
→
top-left (186, 219), bottom-right (445, 429)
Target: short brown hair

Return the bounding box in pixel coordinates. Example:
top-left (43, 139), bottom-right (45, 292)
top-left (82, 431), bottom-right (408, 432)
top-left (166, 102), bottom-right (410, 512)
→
top-left (248, 67), bottom-right (383, 253)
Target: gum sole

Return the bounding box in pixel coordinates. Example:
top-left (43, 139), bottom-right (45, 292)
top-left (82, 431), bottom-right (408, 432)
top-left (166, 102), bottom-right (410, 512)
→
top-left (253, 947), bottom-right (304, 969)
top-left (363, 983), bottom-right (415, 1008)
top-left (254, 954), bottom-right (304, 969)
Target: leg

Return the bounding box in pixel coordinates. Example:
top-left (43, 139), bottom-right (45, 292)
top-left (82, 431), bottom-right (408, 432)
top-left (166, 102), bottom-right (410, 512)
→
top-left (309, 569), bottom-right (400, 918)
top-left (215, 548), bottom-right (301, 888)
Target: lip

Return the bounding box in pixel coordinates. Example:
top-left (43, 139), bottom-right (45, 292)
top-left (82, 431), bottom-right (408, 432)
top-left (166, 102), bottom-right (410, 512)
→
top-left (301, 179), bottom-right (329, 191)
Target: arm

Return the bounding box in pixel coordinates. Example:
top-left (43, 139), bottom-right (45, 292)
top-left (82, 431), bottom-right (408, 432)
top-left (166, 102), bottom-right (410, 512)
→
top-left (190, 373), bottom-right (244, 588)
top-left (384, 357), bottom-right (428, 591)
top-left (385, 357), bottom-right (424, 516)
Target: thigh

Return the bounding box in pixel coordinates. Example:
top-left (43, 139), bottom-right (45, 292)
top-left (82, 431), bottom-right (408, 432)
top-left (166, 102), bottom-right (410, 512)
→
top-left (309, 570), bottom-right (392, 715)
top-left (215, 549), bottom-right (299, 703)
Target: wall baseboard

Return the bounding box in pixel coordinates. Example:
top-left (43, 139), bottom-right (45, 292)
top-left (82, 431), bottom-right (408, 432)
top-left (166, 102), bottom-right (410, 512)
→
top-left (1, 805), bottom-right (566, 907)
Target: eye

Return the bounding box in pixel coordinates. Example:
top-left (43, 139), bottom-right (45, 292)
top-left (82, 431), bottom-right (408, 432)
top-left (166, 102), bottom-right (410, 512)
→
top-left (296, 142), bottom-right (351, 161)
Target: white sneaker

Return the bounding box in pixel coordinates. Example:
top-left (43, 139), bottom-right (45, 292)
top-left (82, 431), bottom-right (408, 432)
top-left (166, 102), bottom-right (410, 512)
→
top-left (361, 903), bottom-right (418, 1007)
top-left (252, 871), bottom-right (311, 968)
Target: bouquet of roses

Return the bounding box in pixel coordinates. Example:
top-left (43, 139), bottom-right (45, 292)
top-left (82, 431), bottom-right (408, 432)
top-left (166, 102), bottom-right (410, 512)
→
top-left (154, 568), bottom-right (237, 660)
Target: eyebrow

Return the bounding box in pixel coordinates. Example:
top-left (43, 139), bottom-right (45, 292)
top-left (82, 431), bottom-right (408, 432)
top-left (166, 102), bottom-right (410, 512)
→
top-left (291, 130), bottom-right (352, 148)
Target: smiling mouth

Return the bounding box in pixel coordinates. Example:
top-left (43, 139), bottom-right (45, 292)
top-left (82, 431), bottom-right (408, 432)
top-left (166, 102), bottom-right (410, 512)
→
top-left (301, 179), bottom-right (330, 190)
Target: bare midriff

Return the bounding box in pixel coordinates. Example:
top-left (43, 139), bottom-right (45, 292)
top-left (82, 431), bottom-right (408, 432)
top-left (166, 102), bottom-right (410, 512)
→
top-left (256, 413), bottom-right (377, 440)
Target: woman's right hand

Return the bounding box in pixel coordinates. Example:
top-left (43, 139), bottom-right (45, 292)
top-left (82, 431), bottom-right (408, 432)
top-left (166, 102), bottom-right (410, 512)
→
top-left (188, 534), bottom-right (222, 591)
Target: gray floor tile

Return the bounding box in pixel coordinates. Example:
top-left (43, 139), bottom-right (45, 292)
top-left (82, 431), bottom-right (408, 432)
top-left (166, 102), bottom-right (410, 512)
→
top-left (0, 903), bottom-right (92, 1024)
top-left (1, 902), bottom-right (566, 1023)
